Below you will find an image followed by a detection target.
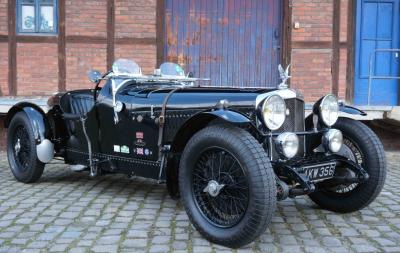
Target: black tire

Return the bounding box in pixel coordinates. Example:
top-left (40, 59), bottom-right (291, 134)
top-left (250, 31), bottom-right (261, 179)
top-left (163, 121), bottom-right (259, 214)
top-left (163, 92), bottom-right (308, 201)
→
top-left (7, 112), bottom-right (45, 183)
top-left (179, 124), bottom-right (276, 248)
top-left (309, 117), bottom-right (386, 213)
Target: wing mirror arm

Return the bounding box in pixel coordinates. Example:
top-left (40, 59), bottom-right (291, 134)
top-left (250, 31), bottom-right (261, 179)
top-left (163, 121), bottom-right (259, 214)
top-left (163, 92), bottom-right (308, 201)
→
top-left (111, 79), bottom-right (120, 124)
top-left (111, 79), bottom-right (129, 124)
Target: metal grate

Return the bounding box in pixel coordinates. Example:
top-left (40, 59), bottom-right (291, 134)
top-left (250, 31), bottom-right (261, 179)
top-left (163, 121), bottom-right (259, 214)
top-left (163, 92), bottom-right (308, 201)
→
top-left (271, 98), bottom-right (305, 159)
top-left (278, 98), bottom-right (305, 133)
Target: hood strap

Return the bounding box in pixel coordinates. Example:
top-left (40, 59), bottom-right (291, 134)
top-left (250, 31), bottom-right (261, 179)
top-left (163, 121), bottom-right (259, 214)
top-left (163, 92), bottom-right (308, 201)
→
top-left (157, 88), bottom-right (182, 161)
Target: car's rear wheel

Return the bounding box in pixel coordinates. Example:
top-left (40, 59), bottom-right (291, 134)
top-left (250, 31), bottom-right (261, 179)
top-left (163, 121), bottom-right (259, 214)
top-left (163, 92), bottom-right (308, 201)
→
top-left (179, 124), bottom-right (276, 248)
top-left (7, 112), bottom-right (44, 183)
top-left (309, 118), bottom-right (386, 213)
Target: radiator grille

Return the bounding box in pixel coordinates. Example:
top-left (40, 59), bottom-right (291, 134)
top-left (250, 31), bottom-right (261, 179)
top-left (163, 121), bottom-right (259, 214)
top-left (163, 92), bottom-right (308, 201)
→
top-left (272, 98), bottom-right (305, 159)
top-left (277, 98), bottom-right (305, 133)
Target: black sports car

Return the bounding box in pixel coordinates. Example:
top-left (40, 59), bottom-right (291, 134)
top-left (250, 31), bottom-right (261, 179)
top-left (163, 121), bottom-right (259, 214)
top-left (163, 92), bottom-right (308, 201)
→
top-left (4, 59), bottom-right (386, 248)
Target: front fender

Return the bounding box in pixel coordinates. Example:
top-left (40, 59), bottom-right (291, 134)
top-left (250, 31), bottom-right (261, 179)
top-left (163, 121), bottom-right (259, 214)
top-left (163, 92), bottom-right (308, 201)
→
top-left (203, 109), bottom-right (252, 124)
top-left (339, 104), bottom-right (367, 116)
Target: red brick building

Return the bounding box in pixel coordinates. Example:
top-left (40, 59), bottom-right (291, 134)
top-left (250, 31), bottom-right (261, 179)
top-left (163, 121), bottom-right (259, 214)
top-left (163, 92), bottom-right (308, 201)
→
top-left (0, 0), bottom-right (398, 102)
top-left (0, 0), bottom-right (400, 149)
top-left (0, 0), bottom-right (399, 149)
top-left (1, 0), bottom-right (398, 103)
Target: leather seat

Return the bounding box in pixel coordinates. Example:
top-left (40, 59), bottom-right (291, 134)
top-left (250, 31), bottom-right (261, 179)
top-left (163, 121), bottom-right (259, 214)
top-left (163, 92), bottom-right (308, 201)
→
top-left (60, 91), bottom-right (95, 135)
top-left (60, 91), bottom-right (94, 117)
top-left (69, 94), bottom-right (94, 116)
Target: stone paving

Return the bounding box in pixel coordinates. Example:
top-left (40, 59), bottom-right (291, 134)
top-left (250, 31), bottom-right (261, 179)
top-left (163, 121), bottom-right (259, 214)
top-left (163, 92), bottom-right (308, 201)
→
top-left (0, 152), bottom-right (399, 253)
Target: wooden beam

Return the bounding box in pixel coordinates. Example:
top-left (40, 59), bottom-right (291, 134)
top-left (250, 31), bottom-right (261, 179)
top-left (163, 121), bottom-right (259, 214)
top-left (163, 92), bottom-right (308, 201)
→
top-left (156, 0), bottom-right (165, 67)
top-left (331, 0), bottom-right (341, 96)
top-left (67, 36), bottom-right (107, 44)
top-left (0, 35), bottom-right (8, 43)
top-left (58, 0), bottom-right (66, 92)
top-left (346, 0), bottom-right (356, 103)
top-left (8, 0), bottom-right (17, 96)
top-left (115, 37), bottom-right (157, 45)
top-left (291, 41), bottom-right (332, 49)
top-left (107, 0), bottom-right (115, 70)
top-left (17, 35), bottom-right (58, 43)
top-left (282, 0), bottom-right (292, 67)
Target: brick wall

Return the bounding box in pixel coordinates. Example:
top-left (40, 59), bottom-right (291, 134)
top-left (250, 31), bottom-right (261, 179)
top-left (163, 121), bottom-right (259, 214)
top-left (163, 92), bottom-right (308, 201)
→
top-left (114, 44), bottom-right (157, 75)
top-left (115, 0), bottom-right (156, 39)
top-left (0, 43), bottom-right (8, 96)
top-left (17, 43), bottom-right (58, 95)
top-left (290, 0), bottom-right (350, 102)
top-left (65, 0), bottom-right (107, 37)
top-left (0, 0), bottom-right (7, 34)
top-left (66, 43), bottom-right (107, 90)
top-left (0, 0), bottom-right (158, 96)
top-left (291, 1), bottom-right (333, 42)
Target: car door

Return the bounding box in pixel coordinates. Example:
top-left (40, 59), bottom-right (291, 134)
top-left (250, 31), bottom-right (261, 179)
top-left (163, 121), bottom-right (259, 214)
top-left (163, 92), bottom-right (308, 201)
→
top-left (95, 84), bottom-right (162, 162)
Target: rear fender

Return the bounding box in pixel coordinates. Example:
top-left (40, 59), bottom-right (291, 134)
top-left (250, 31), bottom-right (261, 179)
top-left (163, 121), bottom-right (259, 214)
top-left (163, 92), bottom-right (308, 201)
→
top-left (5, 103), bottom-right (54, 163)
top-left (5, 103), bottom-right (48, 143)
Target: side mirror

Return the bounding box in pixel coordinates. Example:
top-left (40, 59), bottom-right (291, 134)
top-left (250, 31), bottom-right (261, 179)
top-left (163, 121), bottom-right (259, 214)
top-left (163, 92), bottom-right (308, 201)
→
top-left (88, 70), bottom-right (102, 83)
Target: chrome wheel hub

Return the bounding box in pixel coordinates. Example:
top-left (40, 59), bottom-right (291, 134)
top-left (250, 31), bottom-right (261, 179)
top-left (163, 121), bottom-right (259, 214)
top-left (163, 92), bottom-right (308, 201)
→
top-left (14, 139), bottom-right (21, 155)
top-left (203, 180), bottom-right (225, 197)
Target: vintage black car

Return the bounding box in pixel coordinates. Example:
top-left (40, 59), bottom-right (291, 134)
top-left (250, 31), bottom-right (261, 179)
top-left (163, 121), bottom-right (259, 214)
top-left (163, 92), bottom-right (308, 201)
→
top-left (4, 59), bottom-right (386, 248)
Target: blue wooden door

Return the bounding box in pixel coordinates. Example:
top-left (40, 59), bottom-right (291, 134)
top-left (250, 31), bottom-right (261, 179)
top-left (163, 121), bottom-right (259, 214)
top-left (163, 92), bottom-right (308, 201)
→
top-left (354, 0), bottom-right (400, 105)
top-left (164, 0), bottom-right (282, 88)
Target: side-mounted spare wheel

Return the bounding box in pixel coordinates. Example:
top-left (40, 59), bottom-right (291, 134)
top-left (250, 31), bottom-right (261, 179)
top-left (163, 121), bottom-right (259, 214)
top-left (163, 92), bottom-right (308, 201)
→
top-left (310, 118), bottom-right (387, 213)
top-left (7, 112), bottom-right (45, 183)
top-left (179, 124), bottom-right (276, 248)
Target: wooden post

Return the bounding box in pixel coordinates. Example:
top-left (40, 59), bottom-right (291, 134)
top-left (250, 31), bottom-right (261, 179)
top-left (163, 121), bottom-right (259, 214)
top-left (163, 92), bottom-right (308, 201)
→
top-left (282, 0), bottom-right (292, 68)
top-left (58, 0), bottom-right (66, 92)
top-left (8, 0), bottom-right (17, 96)
top-left (346, 0), bottom-right (356, 103)
top-left (107, 0), bottom-right (115, 70)
top-left (331, 0), bottom-right (341, 96)
top-left (156, 0), bottom-right (165, 67)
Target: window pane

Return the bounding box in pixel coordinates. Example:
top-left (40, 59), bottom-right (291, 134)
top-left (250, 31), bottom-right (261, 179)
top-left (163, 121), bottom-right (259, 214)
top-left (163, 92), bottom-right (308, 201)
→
top-left (22, 0), bottom-right (35, 3)
top-left (21, 5), bottom-right (35, 31)
top-left (40, 0), bottom-right (53, 3)
top-left (40, 6), bottom-right (54, 32)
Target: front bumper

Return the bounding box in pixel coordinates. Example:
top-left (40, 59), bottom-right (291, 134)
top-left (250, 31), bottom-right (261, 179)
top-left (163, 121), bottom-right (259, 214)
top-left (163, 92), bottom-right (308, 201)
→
top-left (272, 153), bottom-right (369, 200)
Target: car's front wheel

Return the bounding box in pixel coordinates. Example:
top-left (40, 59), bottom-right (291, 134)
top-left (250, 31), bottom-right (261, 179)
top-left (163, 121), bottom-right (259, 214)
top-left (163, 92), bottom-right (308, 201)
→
top-left (309, 118), bottom-right (386, 213)
top-left (179, 124), bottom-right (276, 248)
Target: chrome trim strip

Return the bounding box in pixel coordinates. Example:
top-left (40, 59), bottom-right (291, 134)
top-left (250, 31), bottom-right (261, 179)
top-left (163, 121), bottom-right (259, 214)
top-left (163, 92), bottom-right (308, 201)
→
top-left (255, 89), bottom-right (304, 109)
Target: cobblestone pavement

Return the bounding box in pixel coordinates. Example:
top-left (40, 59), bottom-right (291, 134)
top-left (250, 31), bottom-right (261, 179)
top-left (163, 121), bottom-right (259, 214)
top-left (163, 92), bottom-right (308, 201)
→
top-left (0, 152), bottom-right (398, 253)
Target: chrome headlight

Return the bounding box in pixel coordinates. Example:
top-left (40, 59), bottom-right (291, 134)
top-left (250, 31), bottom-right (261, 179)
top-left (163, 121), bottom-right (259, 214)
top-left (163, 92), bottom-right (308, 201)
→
top-left (262, 95), bottom-right (286, 130)
top-left (275, 132), bottom-right (299, 159)
top-left (319, 94), bottom-right (339, 127)
top-left (323, 129), bottom-right (343, 153)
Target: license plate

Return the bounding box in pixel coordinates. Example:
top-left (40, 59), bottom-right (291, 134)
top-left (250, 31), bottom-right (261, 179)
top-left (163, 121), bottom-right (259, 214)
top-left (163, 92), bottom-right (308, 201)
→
top-left (300, 162), bottom-right (336, 181)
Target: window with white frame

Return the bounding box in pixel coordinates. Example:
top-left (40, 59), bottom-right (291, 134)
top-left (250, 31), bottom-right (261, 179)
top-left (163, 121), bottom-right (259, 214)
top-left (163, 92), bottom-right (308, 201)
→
top-left (17, 0), bottom-right (58, 34)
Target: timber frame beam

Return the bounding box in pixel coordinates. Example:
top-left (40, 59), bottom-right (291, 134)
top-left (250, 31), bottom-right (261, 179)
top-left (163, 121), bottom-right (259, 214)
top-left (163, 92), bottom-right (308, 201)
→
top-left (8, 0), bottom-right (17, 96)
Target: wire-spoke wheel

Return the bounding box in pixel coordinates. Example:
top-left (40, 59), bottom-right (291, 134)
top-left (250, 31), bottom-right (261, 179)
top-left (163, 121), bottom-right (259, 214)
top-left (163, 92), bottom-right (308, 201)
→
top-left (12, 125), bottom-right (33, 173)
top-left (7, 112), bottom-right (44, 183)
top-left (330, 138), bottom-right (363, 194)
top-left (192, 147), bottom-right (249, 228)
top-left (179, 124), bottom-right (276, 248)
top-left (309, 118), bottom-right (386, 213)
